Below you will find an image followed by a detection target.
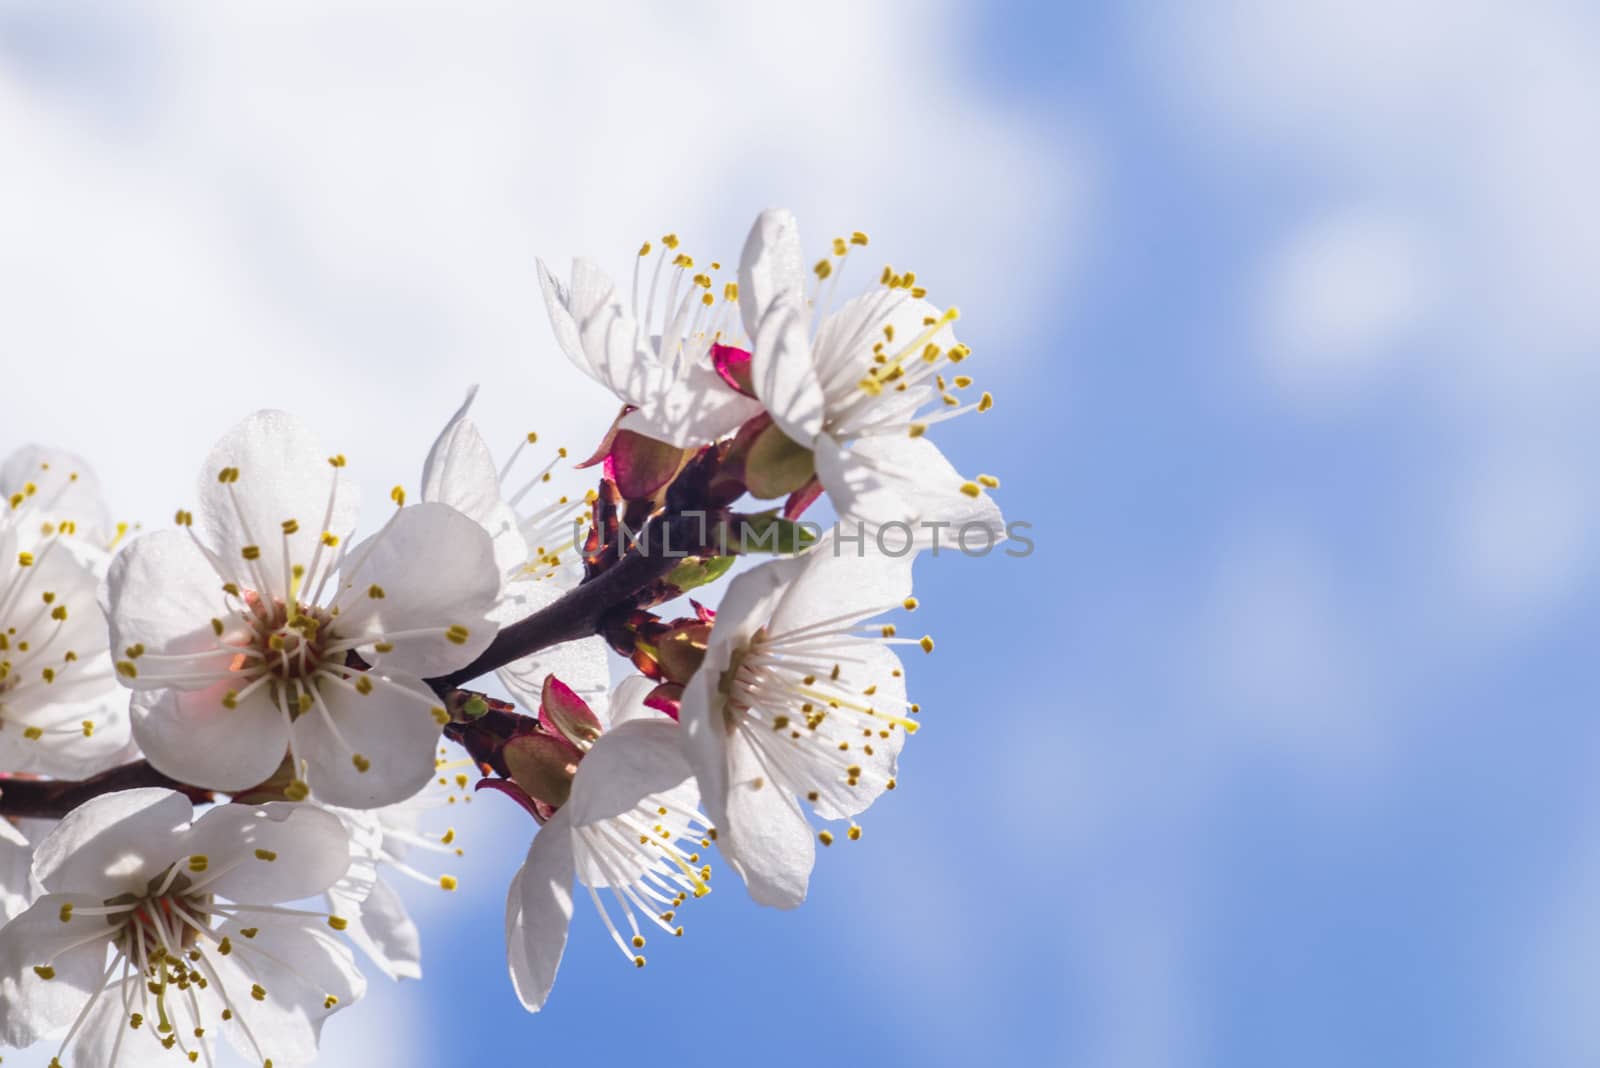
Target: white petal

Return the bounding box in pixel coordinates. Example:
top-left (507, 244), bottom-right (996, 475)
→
top-left (64, 973), bottom-right (201, 1068)
top-left (104, 528), bottom-right (232, 691)
top-left (131, 681), bottom-right (289, 793)
top-left (720, 732), bottom-right (815, 909)
top-left (769, 534), bottom-right (914, 636)
top-left (421, 389), bottom-right (530, 575)
top-left (0, 893), bottom-right (112, 1046)
top-left (334, 501), bottom-right (500, 679)
top-left (0, 819), bottom-right (29, 922)
top-left (679, 665), bottom-right (732, 841)
top-left (751, 294), bottom-right (826, 445)
top-left (565, 719), bottom-right (695, 826)
top-left (814, 431), bottom-right (1006, 538)
top-left (607, 674), bottom-right (667, 729)
top-left (506, 808), bottom-right (575, 1013)
top-left (737, 208), bottom-right (806, 336)
top-left (812, 290), bottom-right (957, 403)
top-left (0, 693), bottom-right (135, 780)
top-left (197, 410), bottom-right (360, 599)
top-left (333, 877), bottom-right (422, 981)
top-left (32, 788), bottom-right (192, 898)
top-left (700, 552), bottom-right (801, 674)
top-left (539, 257), bottom-right (669, 407)
top-left (618, 358), bottom-right (765, 447)
top-left (181, 801), bottom-right (351, 903)
top-left (212, 916), bottom-right (366, 1065)
top-left (0, 444), bottom-right (114, 548)
top-left (295, 671), bottom-right (444, 809)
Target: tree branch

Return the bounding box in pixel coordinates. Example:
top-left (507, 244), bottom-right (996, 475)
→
top-left (426, 510), bottom-right (707, 694)
top-left (0, 763), bottom-right (212, 820)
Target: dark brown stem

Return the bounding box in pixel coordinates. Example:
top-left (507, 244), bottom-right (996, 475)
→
top-left (0, 763), bottom-right (213, 820)
top-left (427, 510), bottom-right (709, 694)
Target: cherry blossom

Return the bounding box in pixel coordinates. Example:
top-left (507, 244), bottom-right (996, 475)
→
top-left (105, 412), bottom-right (501, 807)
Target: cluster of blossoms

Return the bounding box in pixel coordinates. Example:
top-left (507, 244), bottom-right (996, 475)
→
top-left (0, 208), bottom-right (1003, 1064)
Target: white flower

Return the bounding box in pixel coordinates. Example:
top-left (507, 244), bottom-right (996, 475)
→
top-left (105, 411), bottom-right (502, 808)
top-left (322, 749), bottom-right (473, 982)
top-left (0, 448), bottom-right (132, 779)
top-left (420, 391), bottom-right (610, 715)
top-left (505, 677), bottom-right (712, 1012)
top-left (0, 788), bottom-right (363, 1068)
top-left (537, 233), bottom-right (764, 447)
top-left (737, 208), bottom-right (1006, 537)
top-left (680, 539), bottom-right (921, 908)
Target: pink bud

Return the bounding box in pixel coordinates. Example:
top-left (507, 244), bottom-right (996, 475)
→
top-left (540, 674), bottom-right (603, 747)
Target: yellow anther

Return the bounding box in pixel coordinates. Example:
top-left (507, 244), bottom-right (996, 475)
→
top-left (285, 780), bottom-right (310, 802)
top-left (352, 753), bottom-right (371, 773)
top-left (920, 635), bottom-right (935, 653)
top-left (445, 625), bottom-right (470, 645)
top-left (281, 519), bottom-right (300, 534)
top-left (818, 830), bottom-right (835, 847)
top-left (367, 583), bottom-right (385, 599)
top-left (851, 230), bottom-right (869, 245)
top-left (638, 241), bottom-right (653, 256)
top-left (188, 855), bottom-right (209, 873)
top-left (17, 551), bottom-right (34, 567)
top-left (978, 474), bottom-right (1000, 489)
top-left (439, 875), bottom-right (458, 891)
top-left (320, 531), bottom-right (340, 547)
top-left (241, 545), bottom-right (261, 561)
top-left (255, 849), bottom-right (278, 862)
top-left (848, 825), bottom-right (862, 841)
top-left (354, 675), bottom-right (374, 696)
top-left (327, 915), bottom-right (349, 931)
top-left (431, 705), bottom-right (449, 725)
top-left (328, 454), bottom-right (347, 467)
top-left (662, 233), bottom-right (680, 249)
top-left (390, 485), bottom-right (406, 506)
top-left (34, 965), bottom-right (56, 979)
top-left (58, 902), bottom-right (73, 922)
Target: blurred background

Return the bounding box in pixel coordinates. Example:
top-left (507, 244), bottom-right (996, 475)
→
top-left (4, 2), bottom-right (1599, 1065)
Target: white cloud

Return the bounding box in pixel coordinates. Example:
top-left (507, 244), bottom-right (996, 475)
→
top-left (1258, 209), bottom-right (1433, 398)
top-left (0, 2), bottom-right (1080, 1060)
top-left (0, 0), bottom-right (1086, 528)
top-left (1148, 0), bottom-right (1600, 618)
top-left (1451, 447), bottom-right (1592, 618)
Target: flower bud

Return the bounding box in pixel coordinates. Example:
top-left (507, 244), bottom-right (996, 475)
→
top-left (654, 621), bottom-right (711, 686)
top-left (604, 429), bottom-right (689, 499)
top-left (711, 343), bottom-right (755, 397)
top-left (743, 421), bottom-right (816, 500)
top-left (539, 675), bottom-right (603, 749)
top-left (504, 732), bottom-right (584, 811)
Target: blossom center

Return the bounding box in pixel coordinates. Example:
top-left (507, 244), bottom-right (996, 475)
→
top-left (244, 594), bottom-right (335, 683)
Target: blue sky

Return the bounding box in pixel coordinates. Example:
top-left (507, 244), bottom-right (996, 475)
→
top-left (4, 2), bottom-right (1600, 1066)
